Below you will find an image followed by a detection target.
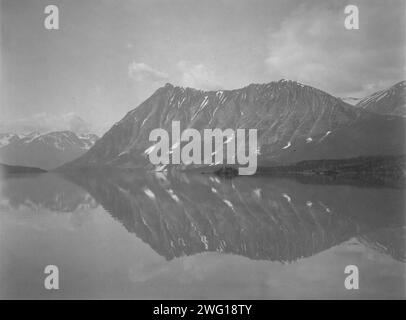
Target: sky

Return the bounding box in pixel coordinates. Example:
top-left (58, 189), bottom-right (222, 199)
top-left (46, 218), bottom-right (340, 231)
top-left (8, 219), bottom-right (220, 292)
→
top-left (1, 0), bottom-right (405, 131)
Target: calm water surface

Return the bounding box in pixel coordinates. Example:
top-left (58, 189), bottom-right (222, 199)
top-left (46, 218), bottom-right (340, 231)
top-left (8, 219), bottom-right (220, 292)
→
top-left (0, 170), bottom-right (405, 299)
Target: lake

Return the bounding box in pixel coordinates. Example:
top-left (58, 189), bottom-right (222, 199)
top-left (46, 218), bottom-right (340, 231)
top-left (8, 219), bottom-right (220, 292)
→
top-left (0, 170), bottom-right (404, 299)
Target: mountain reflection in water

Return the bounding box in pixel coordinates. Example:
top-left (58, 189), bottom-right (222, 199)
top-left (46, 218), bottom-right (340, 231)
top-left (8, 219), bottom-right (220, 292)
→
top-left (3, 170), bottom-right (403, 263)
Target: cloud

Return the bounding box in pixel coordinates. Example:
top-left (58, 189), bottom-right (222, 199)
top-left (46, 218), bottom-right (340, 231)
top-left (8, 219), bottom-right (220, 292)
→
top-left (265, 1), bottom-right (405, 96)
top-left (177, 61), bottom-right (222, 90)
top-left (128, 62), bottom-right (168, 82)
top-left (0, 112), bottom-right (94, 134)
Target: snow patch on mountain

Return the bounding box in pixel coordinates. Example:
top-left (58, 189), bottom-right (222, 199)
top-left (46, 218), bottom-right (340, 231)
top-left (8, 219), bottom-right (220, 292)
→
top-left (282, 142), bottom-right (291, 149)
top-left (340, 97), bottom-right (362, 105)
top-left (0, 133), bottom-right (20, 148)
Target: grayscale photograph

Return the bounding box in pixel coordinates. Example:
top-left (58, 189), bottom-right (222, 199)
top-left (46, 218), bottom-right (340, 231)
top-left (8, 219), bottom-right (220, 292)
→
top-left (0, 0), bottom-right (405, 303)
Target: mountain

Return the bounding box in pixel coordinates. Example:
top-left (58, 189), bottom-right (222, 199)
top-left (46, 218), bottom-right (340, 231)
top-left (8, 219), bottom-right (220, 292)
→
top-left (63, 80), bottom-right (405, 170)
top-left (0, 131), bottom-right (99, 170)
top-left (356, 81), bottom-right (406, 117)
top-left (0, 113), bottom-right (94, 135)
top-left (0, 133), bottom-right (21, 148)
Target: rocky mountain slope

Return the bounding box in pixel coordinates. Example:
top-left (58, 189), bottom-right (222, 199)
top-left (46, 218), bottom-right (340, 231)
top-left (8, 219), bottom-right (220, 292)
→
top-left (0, 131), bottom-right (98, 170)
top-left (356, 81), bottom-right (406, 117)
top-left (63, 80), bottom-right (405, 170)
top-left (271, 111), bottom-right (405, 164)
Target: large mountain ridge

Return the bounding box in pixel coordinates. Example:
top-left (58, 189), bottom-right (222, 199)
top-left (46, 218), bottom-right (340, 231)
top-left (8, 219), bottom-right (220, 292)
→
top-left (63, 79), bottom-right (405, 170)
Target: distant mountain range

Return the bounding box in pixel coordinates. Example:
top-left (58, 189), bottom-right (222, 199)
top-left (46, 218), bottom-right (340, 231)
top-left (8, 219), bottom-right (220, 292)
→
top-left (0, 131), bottom-right (98, 170)
top-left (63, 80), bottom-right (405, 170)
top-left (1, 80), bottom-right (403, 172)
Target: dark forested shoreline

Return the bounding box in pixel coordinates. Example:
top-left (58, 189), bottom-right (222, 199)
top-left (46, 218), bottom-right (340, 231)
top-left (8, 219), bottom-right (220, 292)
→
top-left (214, 155), bottom-right (406, 188)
